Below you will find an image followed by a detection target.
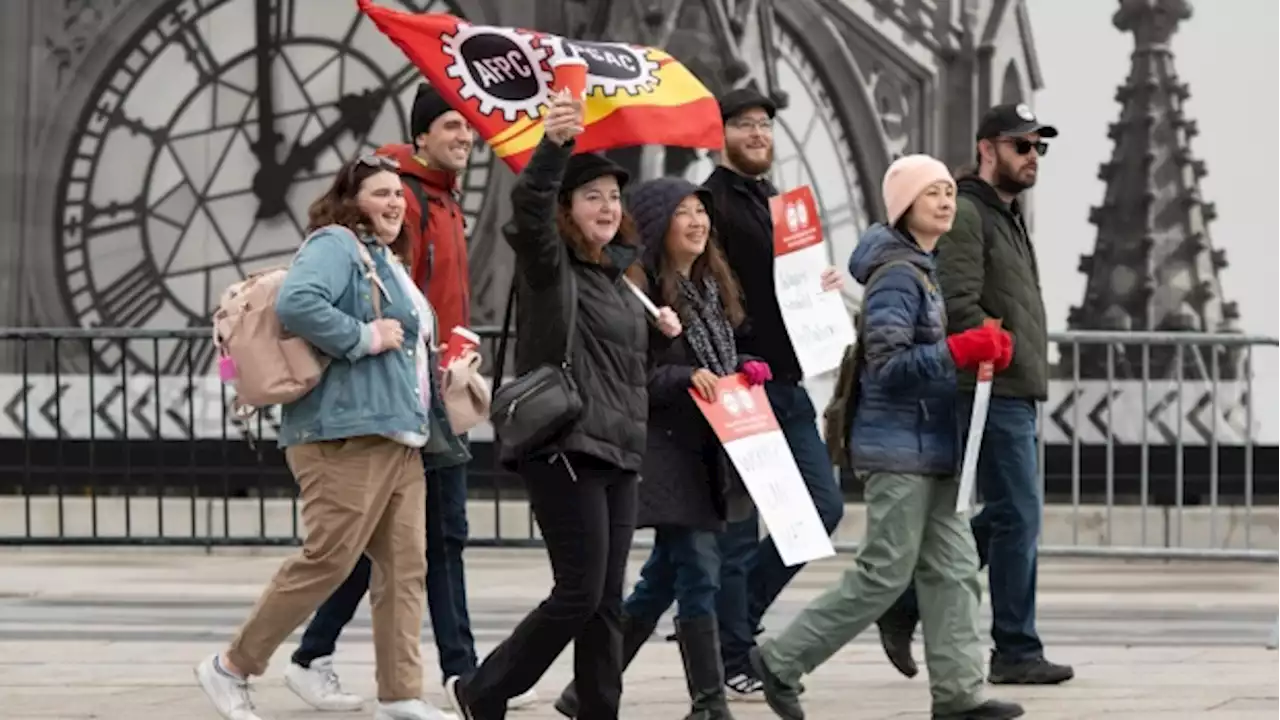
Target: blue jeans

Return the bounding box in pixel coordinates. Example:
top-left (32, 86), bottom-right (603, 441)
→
top-left (624, 526), bottom-right (721, 623)
top-left (894, 395), bottom-right (1044, 662)
top-left (716, 381), bottom-right (845, 675)
top-left (293, 460), bottom-right (478, 678)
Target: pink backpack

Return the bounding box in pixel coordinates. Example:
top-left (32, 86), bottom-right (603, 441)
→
top-left (212, 226), bottom-right (380, 421)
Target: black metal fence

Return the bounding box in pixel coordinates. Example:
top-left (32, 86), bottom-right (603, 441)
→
top-left (0, 327), bottom-right (1275, 557)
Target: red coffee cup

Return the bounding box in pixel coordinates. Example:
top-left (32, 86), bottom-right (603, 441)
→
top-left (551, 56), bottom-right (588, 100)
top-left (441, 326), bottom-right (481, 369)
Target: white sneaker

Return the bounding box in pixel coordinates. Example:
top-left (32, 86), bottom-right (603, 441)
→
top-left (374, 698), bottom-right (456, 720)
top-left (284, 656), bottom-right (364, 711)
top-left (195, 654), bottom-right (264, 720)
top-left (507, 688), bottom-right (538, 710)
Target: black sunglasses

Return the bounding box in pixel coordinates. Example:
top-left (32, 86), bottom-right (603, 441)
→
top-left (1000, 138), bottom-right (1049, 156)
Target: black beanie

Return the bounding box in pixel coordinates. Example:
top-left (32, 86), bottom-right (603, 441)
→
top-left (410, 83), bottom-right (452, 138)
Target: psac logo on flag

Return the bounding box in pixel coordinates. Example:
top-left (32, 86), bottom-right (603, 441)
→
top-left (442, 24), bottom-right (659, 122)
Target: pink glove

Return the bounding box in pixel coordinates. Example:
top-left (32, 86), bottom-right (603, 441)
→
top-left (368, 323), bottom-right (385, 355)
top-left (742, 360), bottom-right (772, 386)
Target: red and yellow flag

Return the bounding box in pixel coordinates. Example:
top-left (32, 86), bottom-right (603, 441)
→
top-left (357, 0), bottom-right (724, 172)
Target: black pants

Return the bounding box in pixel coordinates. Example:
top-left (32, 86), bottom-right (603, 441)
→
top-left (460, 452), bottom-right (637, 720)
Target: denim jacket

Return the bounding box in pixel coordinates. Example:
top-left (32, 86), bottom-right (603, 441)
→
top-left (847, 224), bottom-right (959, 476)
top-left (273, 224), bottom-right (467, 469)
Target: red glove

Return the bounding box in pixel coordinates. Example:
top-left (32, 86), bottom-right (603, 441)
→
top-left (946, 325), bottom-right (1004, 370)
top-left (994, 331), bottom-right (1013, 372)
top-left (741, 360), bottom-right (772, 386)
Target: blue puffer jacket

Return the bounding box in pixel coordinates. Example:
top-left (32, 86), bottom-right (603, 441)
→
top-left (848, 224), bottom-right (959, 476)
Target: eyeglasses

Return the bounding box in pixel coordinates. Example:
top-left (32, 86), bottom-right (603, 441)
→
top-left (728, 119), bottom-right (774, 134)
top-left (999, 138), bottom-right (1049, 156)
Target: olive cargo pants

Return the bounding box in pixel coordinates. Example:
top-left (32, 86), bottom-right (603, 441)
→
top-left (758, 471), bottom-right (987, 714)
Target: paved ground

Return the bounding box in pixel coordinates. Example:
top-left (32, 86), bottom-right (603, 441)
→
top-left (0, 547), bottom-right (1276, 719)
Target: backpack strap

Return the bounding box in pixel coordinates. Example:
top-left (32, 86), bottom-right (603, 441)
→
top-left (401, 175), bottom-right (436, 286)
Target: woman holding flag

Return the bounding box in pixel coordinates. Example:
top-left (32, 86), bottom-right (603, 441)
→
top-left (746, 155), bottom-right (1024, 720)
top-left (552, 177), bottom-right (771, 720)
top-left (444, 90), bottom-right (681, 720)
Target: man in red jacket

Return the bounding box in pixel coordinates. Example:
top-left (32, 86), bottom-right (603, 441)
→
top-left (376, 83), bottom-right (472, 338)
top-left (281, 84), bottom-right (538, 714)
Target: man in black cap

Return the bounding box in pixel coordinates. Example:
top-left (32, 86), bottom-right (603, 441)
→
top-left (701, 86), bottom-right (847, 701)
top-left (875, 102), bottom-right (1074, 686)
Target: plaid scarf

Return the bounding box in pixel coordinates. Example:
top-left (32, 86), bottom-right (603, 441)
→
top-left (676, 275), bottom-right (738, 376)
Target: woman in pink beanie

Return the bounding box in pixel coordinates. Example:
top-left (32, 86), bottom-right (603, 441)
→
top-left (746, 155), bottom-right (1023, 720)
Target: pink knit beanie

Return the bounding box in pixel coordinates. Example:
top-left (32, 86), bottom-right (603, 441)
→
top-left (882, 154), bottom-right (955, 226)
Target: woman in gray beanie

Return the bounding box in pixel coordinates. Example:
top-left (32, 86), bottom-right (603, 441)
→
top-left (553, 176), bottom-right (772, 720)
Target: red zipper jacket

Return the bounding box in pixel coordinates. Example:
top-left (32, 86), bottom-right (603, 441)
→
top-left (375, 143), bottom-right (471, 336)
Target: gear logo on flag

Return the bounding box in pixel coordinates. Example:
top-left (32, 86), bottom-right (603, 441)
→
top-left (557, 40), bottom-right (662, 97)
top-left (441, 22), bottom-right (552, 121)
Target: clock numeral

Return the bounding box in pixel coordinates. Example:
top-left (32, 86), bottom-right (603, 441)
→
top-left (276, 0), bottom-right (297, 42)
top-left (82, 261), bottom-right (167, 329)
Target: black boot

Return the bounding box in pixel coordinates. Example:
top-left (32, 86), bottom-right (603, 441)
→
top-left (876, 595), bottom-right (920, 678)
top-left (553, 612), bottom-right (659, 718)
top-left (675, 614), bottom-right (736, 720)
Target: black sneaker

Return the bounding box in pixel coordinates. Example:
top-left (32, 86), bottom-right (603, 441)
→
top-left (725, 671), bottom-right (764, 702)
top-left (933, 698), bottom-right (1025, 720)
top-left (748, 647), bottom-right (804, 720)
top-left (988, 655), bottom-right (1074, 685)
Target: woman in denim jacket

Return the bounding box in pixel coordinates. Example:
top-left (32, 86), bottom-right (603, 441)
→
top-left (196, 155), bottom-right (452, 720)
top-left (748, 156), bottom-right (1024, 720)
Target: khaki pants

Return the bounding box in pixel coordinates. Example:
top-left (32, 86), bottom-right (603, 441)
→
top-left (227, 436), bottom-right (427, 702)
top-left (759, 472), bottom-right (986, 714)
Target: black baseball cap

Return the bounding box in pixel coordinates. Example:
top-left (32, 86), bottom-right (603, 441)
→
top-left (718, 87), bottom-right (777, 123)
top-left (976, 103), bottom-right (1058, 140)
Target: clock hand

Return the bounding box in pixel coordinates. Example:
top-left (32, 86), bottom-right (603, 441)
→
top-left (255, 88), bottom-right (386, 218)
top-left (250, 0), bottom-right (286, 215)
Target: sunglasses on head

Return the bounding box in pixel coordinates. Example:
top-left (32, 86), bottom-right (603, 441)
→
top-left (999, 138), bottom-right (1049, 156)
top-left (346, 154), bottom-right (399, 184)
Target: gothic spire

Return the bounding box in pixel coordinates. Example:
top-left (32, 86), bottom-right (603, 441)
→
top-left (1063, 0), bottom-right (1240, 381)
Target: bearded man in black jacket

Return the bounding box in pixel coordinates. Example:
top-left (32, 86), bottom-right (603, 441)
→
top-left (701, 87), bottom-right (847, 701)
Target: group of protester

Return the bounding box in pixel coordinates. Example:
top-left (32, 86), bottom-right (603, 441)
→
top-left (193, 77), bottom-right (1074, 720)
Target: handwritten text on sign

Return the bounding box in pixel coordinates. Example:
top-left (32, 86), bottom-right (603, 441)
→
top-left (770, 185), bottom-right (855, 378)
top-left (691, 374), bottom-right (835, 566)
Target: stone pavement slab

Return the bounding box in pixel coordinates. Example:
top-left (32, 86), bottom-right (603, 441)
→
top-left (0, 548), bottom-right (1276, 719)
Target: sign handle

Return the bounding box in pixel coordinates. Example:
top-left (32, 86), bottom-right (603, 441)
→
top-left (622, 277), bottom-right (660, 320)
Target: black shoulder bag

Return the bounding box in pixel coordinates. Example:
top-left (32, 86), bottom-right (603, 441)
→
top-left (490, 262), bottom-right (584, 462)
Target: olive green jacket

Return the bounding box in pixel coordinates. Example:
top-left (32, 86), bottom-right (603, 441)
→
top-left (934, 176), bottom-right (1049, 400)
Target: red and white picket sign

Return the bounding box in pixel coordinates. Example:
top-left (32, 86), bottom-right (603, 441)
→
top-left (691, 374), bottom-right (835, 566)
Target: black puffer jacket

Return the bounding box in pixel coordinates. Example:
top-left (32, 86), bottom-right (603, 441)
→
top-left (501, 138), bottom-right (649, 471)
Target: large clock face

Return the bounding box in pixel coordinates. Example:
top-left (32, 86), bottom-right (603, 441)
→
top-left (54, 0), bottom-right (491, 375)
